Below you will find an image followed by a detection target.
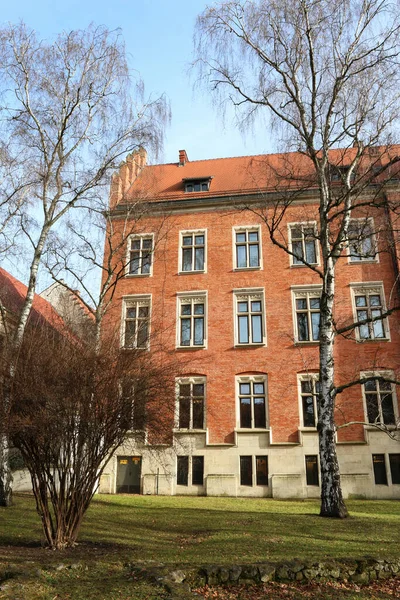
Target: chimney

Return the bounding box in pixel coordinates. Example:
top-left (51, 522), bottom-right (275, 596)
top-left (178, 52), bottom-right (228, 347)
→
top-left (109, 147), bottom-right (148, 208)
top-left (179, 149), bottom-right (189, 166)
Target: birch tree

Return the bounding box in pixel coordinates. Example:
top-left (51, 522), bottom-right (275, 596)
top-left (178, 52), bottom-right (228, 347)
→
top-left (0, 23), bottom-right (169, 506)
top-left (194, 0), bottom-right (400, 517)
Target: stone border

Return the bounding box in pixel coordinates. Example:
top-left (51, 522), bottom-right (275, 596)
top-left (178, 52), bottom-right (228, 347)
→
top-left (126, 557), bottom-right (400, 597)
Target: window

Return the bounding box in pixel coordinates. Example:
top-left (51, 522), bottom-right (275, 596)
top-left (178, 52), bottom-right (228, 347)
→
top-left (122, 296), bottom-right (150, 349)
top-left (177, 456), bottom-right (189, 486)
top-left (234, 289), bottom-right (266, 345)
top-left (176, 456), bottom-right (204, 486)
top-left (119, 379), bottom-right (146, 431)
top-left (176, 377), bottom-right (205, 430)
top-left (289, 224), bottom-right (318, 266)
top-left (352, 284), bottom-right (388, 340)
top-left (292, 287), bottom-right (321, 342)
top-left (363, 376), bottom-right (396, 426)
top-left (234, 227), bottom-right (261, 269)
top-left (348, 219), bottom-right (377, 262)
top-left (389, 454), bottom-right (400, 485)
top-left (372, 454), bottom-right (388, 485)
top-left (180, 231), bottom-right (206, 273)
top-left (177, 292), bottom-right (207, 348)
top-left (192, 456), bottom-right (204, 485)
top-left (128, 234), bottom-right (153, 276)
top-left (237, 375), bottom-right (267, 429)
top-left (240, 456), bottom-right (268, 486)
top-left (299, 375), bottom-right (320, 427)
top-left (184, 178), bottom-right (211, 192)
top-left (305, 455), bottom-right (319, 486)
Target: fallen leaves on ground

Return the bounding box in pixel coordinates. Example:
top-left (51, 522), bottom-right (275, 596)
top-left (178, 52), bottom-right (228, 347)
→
top-left (195, 578), bottom-right (400, 599)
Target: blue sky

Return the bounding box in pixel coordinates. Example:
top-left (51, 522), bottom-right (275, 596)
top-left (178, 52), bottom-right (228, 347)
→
top-left (1, 0), bottom-right (273, 165)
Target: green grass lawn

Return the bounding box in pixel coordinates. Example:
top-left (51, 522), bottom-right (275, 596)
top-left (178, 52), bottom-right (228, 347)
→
top-left (0, 493), bottom-right (399, 599)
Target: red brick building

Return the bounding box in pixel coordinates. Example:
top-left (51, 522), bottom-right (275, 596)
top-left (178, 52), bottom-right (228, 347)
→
top-left (100, 148), bottom-right (400, 498)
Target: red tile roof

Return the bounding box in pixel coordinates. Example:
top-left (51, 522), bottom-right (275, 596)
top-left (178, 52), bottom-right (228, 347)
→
top-left (124, 146), bottom-right (400, 204)
top-left (0, 268), bottom-right (67, 333)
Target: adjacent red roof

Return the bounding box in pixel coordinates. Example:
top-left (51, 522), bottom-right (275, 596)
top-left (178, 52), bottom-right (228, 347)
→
top-left (0, 268), bottom-right (66, 333)
top-left (125, 146), bottom-right (400, 204)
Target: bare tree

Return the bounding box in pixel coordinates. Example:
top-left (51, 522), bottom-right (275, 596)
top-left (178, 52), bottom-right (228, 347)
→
top-left (194, 0), bottom-right (400, 517)
top-left (0, 22), bottom-right (169, 506)
top-left (6, 319), bottom-right (174, 549)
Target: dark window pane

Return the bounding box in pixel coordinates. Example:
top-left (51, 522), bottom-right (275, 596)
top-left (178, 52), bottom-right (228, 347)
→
top-left (194, 247), bottom-right (205, 270)
top-left (240, 456), bottom-right (252, 486)
top-left (131, 240), bottom-right (140, 250)
top-left (179, 384), bottom-right (190, 396)
top-left (253, 382), bottom-right (264, 395)
top-left (238, 301), bottom-right (248, 312)
top-left (193, 384), bottom-right (204, 396)
top-left (182, 236), bottom-right (192, 246)
top-left (195, 235), bottom-right (204, 245)
top-left (236, 233), bottom-right (246, 243)
top-left (194, 183), bottom-right (200, 191)
top-left (177, 456), bottom-right (189, 486)
top-left (194, 318), bottom-right (204, 345)
top-left (254, 397), bottom-right (266, 427)
top-left (301, 380), bottom-right (312, 393)
top-left (310, 298), bottom-right (320, 309)
top-left (180, 319), bottom-right (191, 346)
top-left (311, 313), bottom-right (320, 341)
top-left (248, 232), bottom-right (258, 242)
top-left (181, 304), bottom-right (191, 316)
top-left (305, 240), bottom-right (316, 263)
top-left (296, 298), bottom-right (307, 310)
top-left (240, 383), bottom-right (251, 395)
top-left (292, 240), bottom-right (303, 263)
top-left (182, 248), bottom-right (192, 271)
top-left (356, 296), bottom-right (367, 307)
top-left (366, 394), bottom-right (379, 423)
top-left (365, 379), bottom-right (377, 391)
top-left (372, 454), bottom-right (387, 485)
top-left (238, 315), bottom-right (249, 343)
top-left (137, 321), bottom-right (148, 348)
top-left (381, 393), bottom-right (395, 425)
top-left (179, 398), bottom-right (190, 428)
top-left (249, 244), bottom-right (259, 267)
top-left (240, 398), bottom-right (252, 428)
top-left (130, 254), bottom-right (140, 274)
top-left (194, 303), bottom-right (204, 315)
top-left (237, 245), bottom-right (247, 268)
top-left (142, 238), bottom-right (152, 249)
top-left (138, 306), bottom-right (149, 317)
top-left (201, 182), bottom-right (208, 191)
top-left (302, 396), bottom-right (316, 427)
top-left (305, 455), bottom-right (319, 486)
top-left (256, 456), bottom-right (268, 485)
top-left (251, 301), bottom-right (261, 312)
top-left (142, 253), bottom-right (151, 274)
top-left (297, 313), bottom-right (309, 341)
top-left (192, 456), bottom-right (204, 485)
top-left (389, 454), bottom-right (400, 484)
top-left (192, 398), bottom-right (204, 429)
top-left (251, 315), bottom-right (262, 343)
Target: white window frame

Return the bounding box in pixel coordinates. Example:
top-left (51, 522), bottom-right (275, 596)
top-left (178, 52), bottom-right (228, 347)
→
top-left (175, 376), bottom-right (206, 431)
top-left (178, 229), bottom-right (207, 274)
top-left (236, 374), bottom-right (268, 430)
top-left (297, 373), bottom-right (319, 429)
top-left (121, 295), bottom-right (151, 350)
top-left (350, 282), bottom-right (390, 342)
top-left (232, 225), bottom-right (263, 271)
top-left (233, 288), bottom-right (266, 346)
top-left (176, 291), bottom-right (207, 349)
top-left (288, 222), bottom-right (319, 267)
top-left (126, 233), bottom-right (154, 277)
top-left (361, 370), bottom-right (398, 427)
top-left (347, 218), bottom-right (378, 264)
top-left (291, 285), bottom-right (322, 344)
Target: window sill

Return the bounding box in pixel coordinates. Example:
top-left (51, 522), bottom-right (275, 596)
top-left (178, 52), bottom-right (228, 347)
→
top-left (125, 273), bottom-right (152, 278)
top-left (233, 266), bottom-right (262, 272)
top-left (173, 429), bottom-right (207, 434)
top-left (235, 428), bottom-right (269, 433)
top-left (176, 345), bottom-right (207, 351)
top-left (290, 263), bottom-right (319, 268)
top-left (349, 259), bottom-right (378, 265)
top-left (294, 340), bottom-right (319, 346)
top-left (121, 346), bottom-right (149, 351)
top-left (356, 337), bottom-right (390, 343)
top-left (234, 342), bottom-right (266, 348)
top-left (365, 424), bottom-right (397, 431)
top-left (299, 427), bottom-right (318, 432)
top-left (178, 270), bottom-right (206, 275)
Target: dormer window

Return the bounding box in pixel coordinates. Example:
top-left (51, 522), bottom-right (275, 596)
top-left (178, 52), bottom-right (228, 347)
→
top-left (183, 177), bottom-right (212, 192)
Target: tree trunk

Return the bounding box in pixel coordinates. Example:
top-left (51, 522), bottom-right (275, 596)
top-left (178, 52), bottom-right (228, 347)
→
top-left (0, 434), bottom-right (12, 506)
top-left (318, 262), bottom-right (348, 518)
